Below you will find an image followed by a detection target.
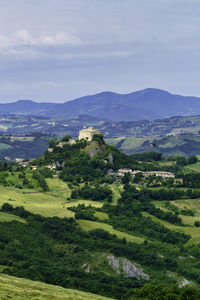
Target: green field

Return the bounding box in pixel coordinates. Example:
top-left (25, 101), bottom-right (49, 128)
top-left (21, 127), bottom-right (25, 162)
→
top-left (0, 186), bottom-right (75, 218)
top-left (3, 175), bottom-right (200, 246)
top-left (152, 199), bottom-right (200, 244)
top-left (142, 211), bottom-right (200, 245)
top-left (106, 134), bottom-right (200, 156)
top-left (0, 273), bottom-right (112, 300)
top-left (94, 211), bottom-right (109, 220)
top-left (0, 177), bottom-right (106, 219)
top-left (78, 219), bottom-right (145, 244)
top-left (3, 178), bottom-right (200, 246)
top-left (0, 211), bottom-right (26, 223)
top-left (110, 184), bottom-right (123, 205)
top-left (184, 162), bottom-right (200, 173)
top-left (0, 143), bottom-right (12, 150)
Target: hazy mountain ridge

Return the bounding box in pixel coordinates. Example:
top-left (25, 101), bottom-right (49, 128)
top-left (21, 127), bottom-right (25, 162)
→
top-left (1, 113), bottom-right (200, 138)
top-left (2, 88), bottom-right (200, 121)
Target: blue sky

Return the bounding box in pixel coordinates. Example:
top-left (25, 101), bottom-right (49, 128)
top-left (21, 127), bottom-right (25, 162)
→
top-left (0, 0), bottom-right (200, 102)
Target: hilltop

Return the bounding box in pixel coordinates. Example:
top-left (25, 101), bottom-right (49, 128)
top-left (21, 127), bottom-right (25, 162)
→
top-left (2, 88), bottom-right (200, 121)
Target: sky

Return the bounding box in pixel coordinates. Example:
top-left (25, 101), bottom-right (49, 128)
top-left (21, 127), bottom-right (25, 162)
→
top-left (0, 0), bottom-right (200, 102)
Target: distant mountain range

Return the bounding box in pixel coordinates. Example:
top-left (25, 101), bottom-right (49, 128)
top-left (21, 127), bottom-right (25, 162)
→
top-left (1, 88), bottom-right (200, 121)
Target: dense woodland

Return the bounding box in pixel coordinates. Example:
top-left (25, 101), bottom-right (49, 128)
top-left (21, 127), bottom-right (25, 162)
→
top-left (1, 204), bottom-right (200, 299)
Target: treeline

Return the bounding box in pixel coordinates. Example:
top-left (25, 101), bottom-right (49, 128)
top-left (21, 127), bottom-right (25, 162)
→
top-left (101, 184), bottom-right (190, 244)
top-left (141, 187), bottom-right (200, 201)
top-left (32, 170), bottom-right (49, 191)
top-left (71, 183), bottom-right (112, 202)
top-left (129, 284), bottom-right (200, 300)
top-left (130, 152), bottom-right (163, 162)
top-left (0, 160), bottom-right (13, 171)
top-left (69, 204), bottom-right (98, 221)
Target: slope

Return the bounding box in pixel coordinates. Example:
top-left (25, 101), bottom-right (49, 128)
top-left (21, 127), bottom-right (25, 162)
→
top-left (0, 273), bottom-right (112, 300)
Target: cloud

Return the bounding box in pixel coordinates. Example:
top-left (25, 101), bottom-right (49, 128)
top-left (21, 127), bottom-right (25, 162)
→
top-left (15, 30), bottom-right (32, 44)
top-left (40, 32), bottom-right (81, 46)
top-left (0, 0), bottom-right (200, 102)
top-left (0, 30), bottom-right (81, 51)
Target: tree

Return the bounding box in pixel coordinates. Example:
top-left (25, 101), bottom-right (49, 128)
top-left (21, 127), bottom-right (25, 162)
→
top-left (188, 156), bottom-right (198, 165)
top-left (176, 156), bottom-right (187, 166)
top-left (48, 139), bottom-right (57, 148)
top-left (194, 221), bottom-right (200, 227)
top-left (133, 172), bottom-right (143, 183)
top-left (121, 172), bottom-right (131, 184)
top-left (61, 135), bottom-right (72, 142)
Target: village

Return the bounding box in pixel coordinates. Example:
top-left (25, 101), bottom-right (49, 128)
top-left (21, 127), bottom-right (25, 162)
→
top-left (13, 127), bottom-right (183, 187)
top-left (111, 168), bottom-right (175, 179)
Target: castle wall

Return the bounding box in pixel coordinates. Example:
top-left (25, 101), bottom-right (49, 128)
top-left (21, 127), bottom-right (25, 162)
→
top-left (78, 127), bottom-right (101, 141)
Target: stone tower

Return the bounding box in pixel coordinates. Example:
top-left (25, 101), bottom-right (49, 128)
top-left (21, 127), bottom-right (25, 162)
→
top-left (78, 127), bottom-right (101, 141)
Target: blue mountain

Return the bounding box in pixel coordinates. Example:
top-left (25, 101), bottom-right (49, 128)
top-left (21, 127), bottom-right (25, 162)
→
top-left (1, 88), bottom-right (200, 121)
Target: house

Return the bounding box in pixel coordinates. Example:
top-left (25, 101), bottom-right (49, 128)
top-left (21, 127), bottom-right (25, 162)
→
top-left (115, 168), bottom-right (133, 177)
top-left (15, 158), bottom-right (24, 163)
top-left (46, 164), bottom-right (56, 170)
top-left (111, 169), bottom-right (175, 179)
top-left (174, 178), bottom-right (183, 185)
top-left (20, 161), bottom-right (29, 168)
top-left (144, 171), bottom-right (175, 179)
top-left (57, 139), bottom-right (76, 148)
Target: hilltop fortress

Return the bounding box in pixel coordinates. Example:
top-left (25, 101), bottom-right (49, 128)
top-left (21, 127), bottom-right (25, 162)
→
top-left (78, 127), bottom-right (101, 141)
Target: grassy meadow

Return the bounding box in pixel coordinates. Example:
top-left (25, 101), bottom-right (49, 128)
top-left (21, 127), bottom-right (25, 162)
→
top-left (0, 273), bottom-right (113, 300)
top-left (0, 211), bottom-right (26, 223)
top-left (78, 219), bottom-right (145, 244)
top-left (184, 161), bottom-right (200, 173)
top-left (2, 174), bottom-right (200, 246)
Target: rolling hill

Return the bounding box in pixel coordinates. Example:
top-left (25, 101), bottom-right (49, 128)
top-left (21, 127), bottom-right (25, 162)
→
top-left (106, 134), bottom-right (200, 157)
top-left (2, 88), bottom-right (200, 121)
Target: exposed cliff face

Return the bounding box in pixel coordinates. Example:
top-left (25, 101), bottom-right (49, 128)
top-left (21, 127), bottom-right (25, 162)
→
top-left (106, 254), bottom-right (149, 280)
top-left (85, 140), bottom-right (105, 158)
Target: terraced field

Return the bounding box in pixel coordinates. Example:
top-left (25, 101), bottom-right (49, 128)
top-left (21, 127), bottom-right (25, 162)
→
top-left (187, 198), bottom-right (200, 212)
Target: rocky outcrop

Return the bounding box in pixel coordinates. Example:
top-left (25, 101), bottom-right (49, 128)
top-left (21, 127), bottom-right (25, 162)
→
top-left (82, 264), bottom-right (91, 273)
top-left (106, 254), bottom-right (149, 280)
top-left (179, 279), bottom-right (192, 287)
top-left (86, 141), bottom-right (104, 158)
